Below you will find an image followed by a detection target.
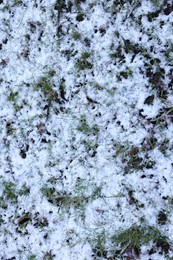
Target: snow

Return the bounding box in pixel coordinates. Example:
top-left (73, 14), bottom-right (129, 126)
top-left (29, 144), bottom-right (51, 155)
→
top-left (0, 0), bottom-right (173, 259)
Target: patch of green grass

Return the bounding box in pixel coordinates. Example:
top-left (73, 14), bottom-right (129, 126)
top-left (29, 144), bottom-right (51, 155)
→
top-left (116, 67), bottom-right (133, 81)
top-left (94, 83), bottom-right (104, 90)
top-left (113, 143), bottom-right (127, 158)
top-left (165, 44), bottom-right (173, 62)
top-left (34, 74), bottom-right (67, 104)
top-left (7, 91), bottom-right (22, 112)
top-left (158, 139), bottom-right (169, 156)
top-left (41, 185), bottom-right (86, 207)
top-left (7, 91), bottom-right (18, 102)
top-left (89, 1), bottom-right (96, 9)
top-left (143, 137), bottom-right (157, 151)
top-left (41, 179), bottom-right (102, 213)
top-left (109, 45), bottom-right (124, 61)
top-left (14, 104), bottom-right (21, 112)
top-left (113, 143), bottom-right (156, 173)
top-left (0, 214), bottom-right (4, 225)
top-left (76, 52), bottom-right (93, 71)
top-left (124, 153), bottom-right (155, 174)
top-left (106, 88), bottom-right (116, 96)
top-left (18, 183), bottom-right (30, 196)
top-left (76, 13), bottom-right (85, 22)
top-left (6, 121), bottom-right (15, 136)
top-left (3, 181), bottom-right (18, 203)
top-left (47, 70), bottom-right (56, 77)
top-left (91, 231), bottom-right (107, 259)
top-left (71, 31), bottom-right (81, 40)
top-left (83, 140), bottom-right (98, 157)
top-left (124, 156), bottom-right (143, 173)
top-left (0, 181), bottom-right (30, 209)
top-left (41, 185), bottom-right (89, 220)
top-left (27, 255), bottom-right (37, 260)
top-left (34, 75), bottom-right (60, 119)
top-left (77, 115), bottom-right (99, 135)
top-left (34, 77), bottom-right (53, 95)
top-left (14, 0), bottom-right (23, 5)
top-left (150, 0), bottom-right (160, 8)
top-left (111, 225), bottom-right (170, 255)
top-left (41, 186), bottom-right (58, 205)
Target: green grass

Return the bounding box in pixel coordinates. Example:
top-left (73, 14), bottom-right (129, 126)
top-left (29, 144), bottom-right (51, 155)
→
top-left (34, 77), bottom-right (54, 96)
top-left (7, 91), bottom-right (18, 102)
top-left (0, 181), bottom-right (30, 209)
top-left (113, 225), bottom-right (156, 245)
top-left (0, 0), bottom-right (172, 258)
top-left (111, 225), bottom-right (170, 257)
top-left (91, 231), bottom-right (107, 259)
top-left (76, 52), bottom-right (93, 71)
top-left (71, 31), bottom-right (81, 40)
top-left (150, 0), bottom-right (160, 8)
top-left (27, 255), bottom-right (37, 260)
top-left (41, 185), bottom-right (87, 207)
top-left (77, 115), bottom-right (99, 135)
top-left (90, 225), bottom-right (169, 259)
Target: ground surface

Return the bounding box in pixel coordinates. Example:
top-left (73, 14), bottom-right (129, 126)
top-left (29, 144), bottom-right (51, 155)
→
top-left (0, 0), bottom-right (173, 259)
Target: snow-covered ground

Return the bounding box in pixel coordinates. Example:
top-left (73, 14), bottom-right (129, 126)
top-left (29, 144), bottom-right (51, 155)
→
top-left (0, 0), bottom-right (173, 259)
